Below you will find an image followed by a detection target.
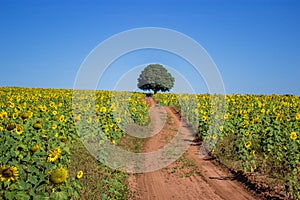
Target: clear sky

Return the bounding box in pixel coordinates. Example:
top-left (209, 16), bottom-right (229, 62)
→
top-left (0, 0), bottom-right (299, 95)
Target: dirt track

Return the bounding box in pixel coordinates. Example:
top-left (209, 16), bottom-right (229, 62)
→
top-left (128, 98), bottom-right (256, 200)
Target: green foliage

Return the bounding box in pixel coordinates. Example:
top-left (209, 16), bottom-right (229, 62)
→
top-left (137, 64), bottom-right (175, 94)
top-left (0, 87), bottom-right (150, 200)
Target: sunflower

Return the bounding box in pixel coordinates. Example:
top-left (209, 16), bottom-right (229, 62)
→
top-left (50, 168), bottom-right (68, 184)
top-left (110, 105), bottom-right (116, 112)
top-left (1, 111), bottom-right (8, 119)
top-left (224, 113), bottom-right (229, 120)
top-left (275, 113), bottom-right (282, 121)
top-left (100, 107), bottom-right (107, 113)
top-left (242, 121), bottom-right (249, 128)
top-left (47, 147), bottom-right (61, 162)
top-left (40, 106), bottom-right (47, 112)
top-left (0, 165), bottom-right (18, 182)
top-left (6, 122), bottom-right (16, 131)
top-left (131, 107), bottom-right (137, 112)
top-left (30, 144), bottom-right (41, 153)
top-left (15, 124), bottom-right (24, 135)
top-left (20, 112), bottom-right (31, 120)
top-left (52, 123), bottom-right (58, 130)
top-left (8, 101), bottom-right (15, 108)
top-left (59, 115), bottom-right (65, 122)
top-left (296, 113), bottom-right (300, 120)
top-left (115, 117), bottom-right (122, 123)
top-left (76, 170), bottom-right (83, 179)
top-left (113, 127), bottom-right (120, 132)
top-left (290, 132), bottom-right (297, 140)
top-left (60, 137), bottom-right (67, 143)
top-left (201, 115), bottom-right (208, 121)
top-left (245, 141), bottom-right (251, 148)
top-left (86, 117), bottom-right (92, 124)
top-left (49, 101), bottom-right (56, 108)
top-left (219, 126), bottom-right (223, 132)
top-left (33, 123), bottom-right (43, 130)
top-left (12, 112), bottom-right (18, 119)
top-left (212, 134), bottom-right (217, 140)
top-left (103, 127), bottom-right (109, 133)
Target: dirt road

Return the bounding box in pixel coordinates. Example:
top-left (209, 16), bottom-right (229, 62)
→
top-left (128, 98), bottom-right (256, 200)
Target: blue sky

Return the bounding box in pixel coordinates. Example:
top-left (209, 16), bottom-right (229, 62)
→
top-left (0, 0), bottom-right (299, 95)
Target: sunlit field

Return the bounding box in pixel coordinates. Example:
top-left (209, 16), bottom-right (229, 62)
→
top-left (1, 87), bottom-right (299, 199)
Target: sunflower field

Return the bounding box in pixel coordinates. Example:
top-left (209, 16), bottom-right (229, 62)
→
top-left (155, 93), bottom-right (300, 198)
top-left (0, 87), bottom-right (149, 200)
top-left (1, 87), bottom-right (300, 199)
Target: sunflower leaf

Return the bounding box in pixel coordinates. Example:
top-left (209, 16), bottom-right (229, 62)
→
top-left (51, 191), bottom-right (68, 200)
top-left (28, 176), bottom-right (38, 184)
top-left (15, 191), bottom-right (30, 200)
top-left (4, 191), bottom-right (14, 200)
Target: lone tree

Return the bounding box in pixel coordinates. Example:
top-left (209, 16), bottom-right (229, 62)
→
top-left (137, 64), bottom-right (175, 94)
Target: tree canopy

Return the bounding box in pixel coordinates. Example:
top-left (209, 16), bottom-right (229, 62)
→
top-left (137, 64), bottom-right (175, 94)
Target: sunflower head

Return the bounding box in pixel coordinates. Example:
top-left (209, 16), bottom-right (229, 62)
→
top-left (245, 141), bottom-right (251, 148)
top-left (295, 113), bottom-right (300, 120)
top-left (224, 113), bottom-right (229, 120)
top-left (8, 101), bottom-right (14, 108)
top-left (59, 115), bottom-right (65, 122)
top-left (100, 107), bottom-right (107, 113)
top-left (201, 115), bottom-right (208, 121)
top-left (290, 132), bottom-right (297, 140)
top-left (76, 170), bottom-right (83, 179)
top-left (30, 144), bottom-right (41, 153)
top-left (0, 165), bottom-right (19, 182)
top-left (20, 112), bottom-right (31, 120)
top-left (219, 126), bottom-right (224, 132)
top-left (47, 147), bottom-right (61, 162)
top-left (6, 122), bottom-right (16, 131)
top-left (12, 113), bottom-right (18, 119)
top-left (115, 118), bottom-right (122, 124)
top-left (49, 101), bottom-right (56, 107)
top-left (33, 123), bottom-right (43, 130)
top-left (50, 168), bottom-right (68, 184)
top-left (60, 137), bottom-right (67, 143)
top-left (16, 124), bottom-right (23, 135)
top-left (52, 123), bottom-right (58, 130)
top-left (0, 111), bottom-right (8, 119)
top-left (40, 106), bottom-right (47, 112)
